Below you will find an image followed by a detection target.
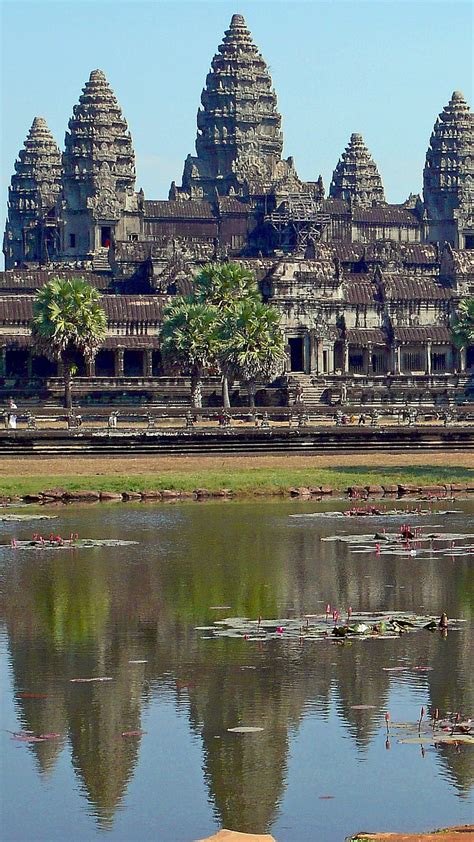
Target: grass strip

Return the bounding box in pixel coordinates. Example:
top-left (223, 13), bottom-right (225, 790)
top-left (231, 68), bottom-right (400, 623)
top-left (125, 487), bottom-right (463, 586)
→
top-left (1, 465), bottom-right (472, 497)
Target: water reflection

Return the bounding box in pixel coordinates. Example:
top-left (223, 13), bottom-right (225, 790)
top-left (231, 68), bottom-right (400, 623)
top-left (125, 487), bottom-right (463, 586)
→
top-left (1, 500), bottom-right (473, 837)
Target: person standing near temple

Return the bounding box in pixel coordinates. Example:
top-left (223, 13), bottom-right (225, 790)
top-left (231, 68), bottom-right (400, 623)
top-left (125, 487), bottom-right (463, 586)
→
top-left (7, 398), bottom-right (18, 429)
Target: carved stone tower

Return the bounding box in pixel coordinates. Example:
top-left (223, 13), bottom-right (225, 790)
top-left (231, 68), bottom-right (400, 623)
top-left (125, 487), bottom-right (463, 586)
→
top-left (3, 117), bottom-right (62, 269)
top-left (61, 69), bottom-right (140, 260)
top-left (329, 133), bottom-right (386, 207)
top-left (423, 91), bottom-right (474, 248)
top-left (171, 13), bottom-right (299, 201)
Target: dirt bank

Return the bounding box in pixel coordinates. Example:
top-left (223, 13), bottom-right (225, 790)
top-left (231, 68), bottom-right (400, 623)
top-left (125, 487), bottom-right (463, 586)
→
top-left (1, 450), bottom-right (473, 478)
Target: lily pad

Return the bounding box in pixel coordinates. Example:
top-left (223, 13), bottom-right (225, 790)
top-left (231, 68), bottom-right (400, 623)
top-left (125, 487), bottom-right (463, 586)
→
top-left (227, 726), bottom-right (264, 733)
top-left (70, 676), bottom-right (113, 683)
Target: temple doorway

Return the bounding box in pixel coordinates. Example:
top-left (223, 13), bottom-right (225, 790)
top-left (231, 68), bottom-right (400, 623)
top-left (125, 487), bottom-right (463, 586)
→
top-left (32, 356), bottom-right (57, 378)
top-left (5, 350), bottom-right (29, 377)
top-left (95, 350), bottom-right (115, 377)
top-left (101, 226), bottom-right (112, 248)
top-left (123, 350), bottom-right (144, 377)
top-left (288, 337), bottom-right (304, 372)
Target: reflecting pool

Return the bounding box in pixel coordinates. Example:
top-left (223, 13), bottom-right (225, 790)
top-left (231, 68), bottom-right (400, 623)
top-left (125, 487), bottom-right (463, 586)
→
top-left (1, 499), bottom-right (473, 841)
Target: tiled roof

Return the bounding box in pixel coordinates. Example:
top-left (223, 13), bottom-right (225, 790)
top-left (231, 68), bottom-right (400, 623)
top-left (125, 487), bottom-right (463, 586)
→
top-left (352, 205), bottom-right (420, 226)
top-left (103, 335), bottom-right (161, 349)
top-left (0, 295), bottom-right (168, 323)
top-left (346, 328), bottom-right (387, 345)
top-left (332, 243), bottom-right (364, 262)
top-left (217, 197), bottom-right (249, 214)
top-left (0, 270), bottom-right (110, 291)
top-left (0, 333), bottom-right (162, 350)
top-left (451, 250), bottom-right (474, 274)
top-left (400, 244), bottom-right (439, 265)
top-left (343, 281), bottom-right (380, 305)
top-left (0, 334), bottom-right (32, 348)
top-left (0, 297), bottom-right (34, 321)
top-left (144, 200), bottom-right (215, 220)
top-left (382, 274), bottom-right (453, 300)
top-left (393, 326), bottom-right (452, 343)
top-left (321, 198), bottom-right (350, 215)
top-left (103, 296), bottom-right (167, 322)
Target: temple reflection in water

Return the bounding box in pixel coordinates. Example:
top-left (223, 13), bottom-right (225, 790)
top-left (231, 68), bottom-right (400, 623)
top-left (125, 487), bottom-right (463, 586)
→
top-left (2, 501), bottom-right (473, 833)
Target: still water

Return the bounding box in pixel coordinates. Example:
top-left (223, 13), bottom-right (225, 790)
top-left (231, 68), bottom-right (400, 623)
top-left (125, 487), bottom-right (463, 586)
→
top-left (0, 499), bottom-right (473, 842)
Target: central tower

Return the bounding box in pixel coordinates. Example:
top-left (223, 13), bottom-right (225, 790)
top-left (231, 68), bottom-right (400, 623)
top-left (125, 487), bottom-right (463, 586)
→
top-left (172, 13), bottom-right (298, 201)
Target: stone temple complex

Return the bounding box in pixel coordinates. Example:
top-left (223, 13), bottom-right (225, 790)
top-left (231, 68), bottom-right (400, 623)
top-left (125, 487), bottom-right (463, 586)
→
top-left (2, 13), bottom-right (474, 408)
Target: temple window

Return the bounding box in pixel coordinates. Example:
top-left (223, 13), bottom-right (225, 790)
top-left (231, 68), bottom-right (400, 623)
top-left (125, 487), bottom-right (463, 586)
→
top-left (465, 234), bottom-right (474, 250)
top-left (432, 352), bottom-right (447, 372)
top-left (349, 352), bottom-right (364, 374)
top-left (402, 350), bottom-right (424, 371)
top-left (69, 233), bottom-right (76, 248)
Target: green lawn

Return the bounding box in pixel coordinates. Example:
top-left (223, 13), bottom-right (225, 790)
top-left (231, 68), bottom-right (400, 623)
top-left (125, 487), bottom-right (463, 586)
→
top-left (1, 464), bottom-right (472, 498)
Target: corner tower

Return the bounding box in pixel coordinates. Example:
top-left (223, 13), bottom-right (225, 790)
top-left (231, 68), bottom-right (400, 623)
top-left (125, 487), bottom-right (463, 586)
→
top-left (329, 133), bottom-right (385, 207)
top-left (171, 13), bottom-right (299, 201)
top-left (61, 70), bottom-right (140, 260)
top-left (423, 91), bottom-right (474, 248)
top-left (3, 117), bottom-right (62, 269)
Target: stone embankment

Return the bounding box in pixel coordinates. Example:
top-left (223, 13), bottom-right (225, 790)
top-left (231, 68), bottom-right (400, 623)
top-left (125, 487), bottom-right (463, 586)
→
top-left (1, 482), bottom-right (473, 506)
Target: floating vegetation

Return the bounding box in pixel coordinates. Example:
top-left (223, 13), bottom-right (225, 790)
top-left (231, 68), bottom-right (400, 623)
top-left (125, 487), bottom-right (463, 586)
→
top-left (4, 538), bottom-right (138, 550)
top-left (0, 514), bottom-right (58, 522)
top-left (320, 528), bottom-right (474, 558)
top-left (6, 730), bottom-right (61, 743)
top-left (291, 508), bottom-right (460, 520)
top-left (196, 611), bottom-right (466, 643)
top-left (391, 714), bottom-right (473, 746)
top-left (227, 726), bottom-right (264, 733)
top-left (70, 676), bottom-right (113, 683)
top-left (121, 730), bottom-right (146, 737)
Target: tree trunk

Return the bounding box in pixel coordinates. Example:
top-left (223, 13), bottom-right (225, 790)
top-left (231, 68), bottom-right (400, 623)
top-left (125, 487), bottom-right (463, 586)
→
top-left (191, 367), bottom-right (202, 409)
top-left (247, 381), bottom-right (256, 409)
top-left (222, 374), bottom-right (230, 409)
top-left (63, 361), bottom-right (72, 411)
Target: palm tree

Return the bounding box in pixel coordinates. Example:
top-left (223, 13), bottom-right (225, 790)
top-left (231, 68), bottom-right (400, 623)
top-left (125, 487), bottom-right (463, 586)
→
top-left (160, 298), bottom-right (219, 408)
top-left (452, 298), bottom-right (474, 350)
top-left (194, 262), bottom-right (260, 308)
top-left (219, 300), bottom-right (286, 408)
top-left (32, 277), bottom-right (107, 411)
top-left (194, 263), bottom-right (261, 407)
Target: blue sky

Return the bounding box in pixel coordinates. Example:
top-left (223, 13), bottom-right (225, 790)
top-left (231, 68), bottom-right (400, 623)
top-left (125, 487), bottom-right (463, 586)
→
top-left (1, 0), bottom-right (473, 243)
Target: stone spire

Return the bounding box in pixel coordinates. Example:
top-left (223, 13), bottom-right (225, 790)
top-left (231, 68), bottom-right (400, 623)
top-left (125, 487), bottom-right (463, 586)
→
top-left (329, 133), bottom-right (385, 207)
top-left (423, 91), bottom-right (474, 246)
top-left (172, 13), bottom-right (298, 200)
top-left (3, 117), bottom-right (62, 268)
top-left (61, 69), bottom-right (139, 257)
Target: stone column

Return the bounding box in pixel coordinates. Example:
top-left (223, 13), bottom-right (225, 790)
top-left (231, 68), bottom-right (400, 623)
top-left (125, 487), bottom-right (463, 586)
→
top-left (309, 332), bottom-right (317, 373)
top-left (393, 343), bottom-right (401, 375)
top-left (425, 340), bottom-right (432, 376)
top-left (343, 341), bottom-right (349, 374)
top-left (115, 349), bottom-right (124, 377)
top-left (460, 347), bottom-right (467, 373)
top-left (366, 343), bottom-right (372, 376)
top-left (446, 345), bottom-right (453, 374)
top-left (317, 339), bottom-right (324, 375)
top-left (145, 350), bottom-right (153, 377)
top-left (86, 357), bottom-right (95, 377)
top-left (0, 347), bottom-right (6, 377)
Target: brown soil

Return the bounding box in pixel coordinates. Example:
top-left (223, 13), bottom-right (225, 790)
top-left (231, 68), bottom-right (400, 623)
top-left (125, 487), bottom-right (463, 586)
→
top-left (350, 827), bottom-right (474, 841)
top-left (1, 451), bottom-right (472, 478)
top-left (194, 833), bottom-right (276, 842)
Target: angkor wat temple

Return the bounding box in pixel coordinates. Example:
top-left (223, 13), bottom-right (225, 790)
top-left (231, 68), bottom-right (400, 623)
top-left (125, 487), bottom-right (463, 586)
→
top-left (2, 13), bottom-right (474, 407)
